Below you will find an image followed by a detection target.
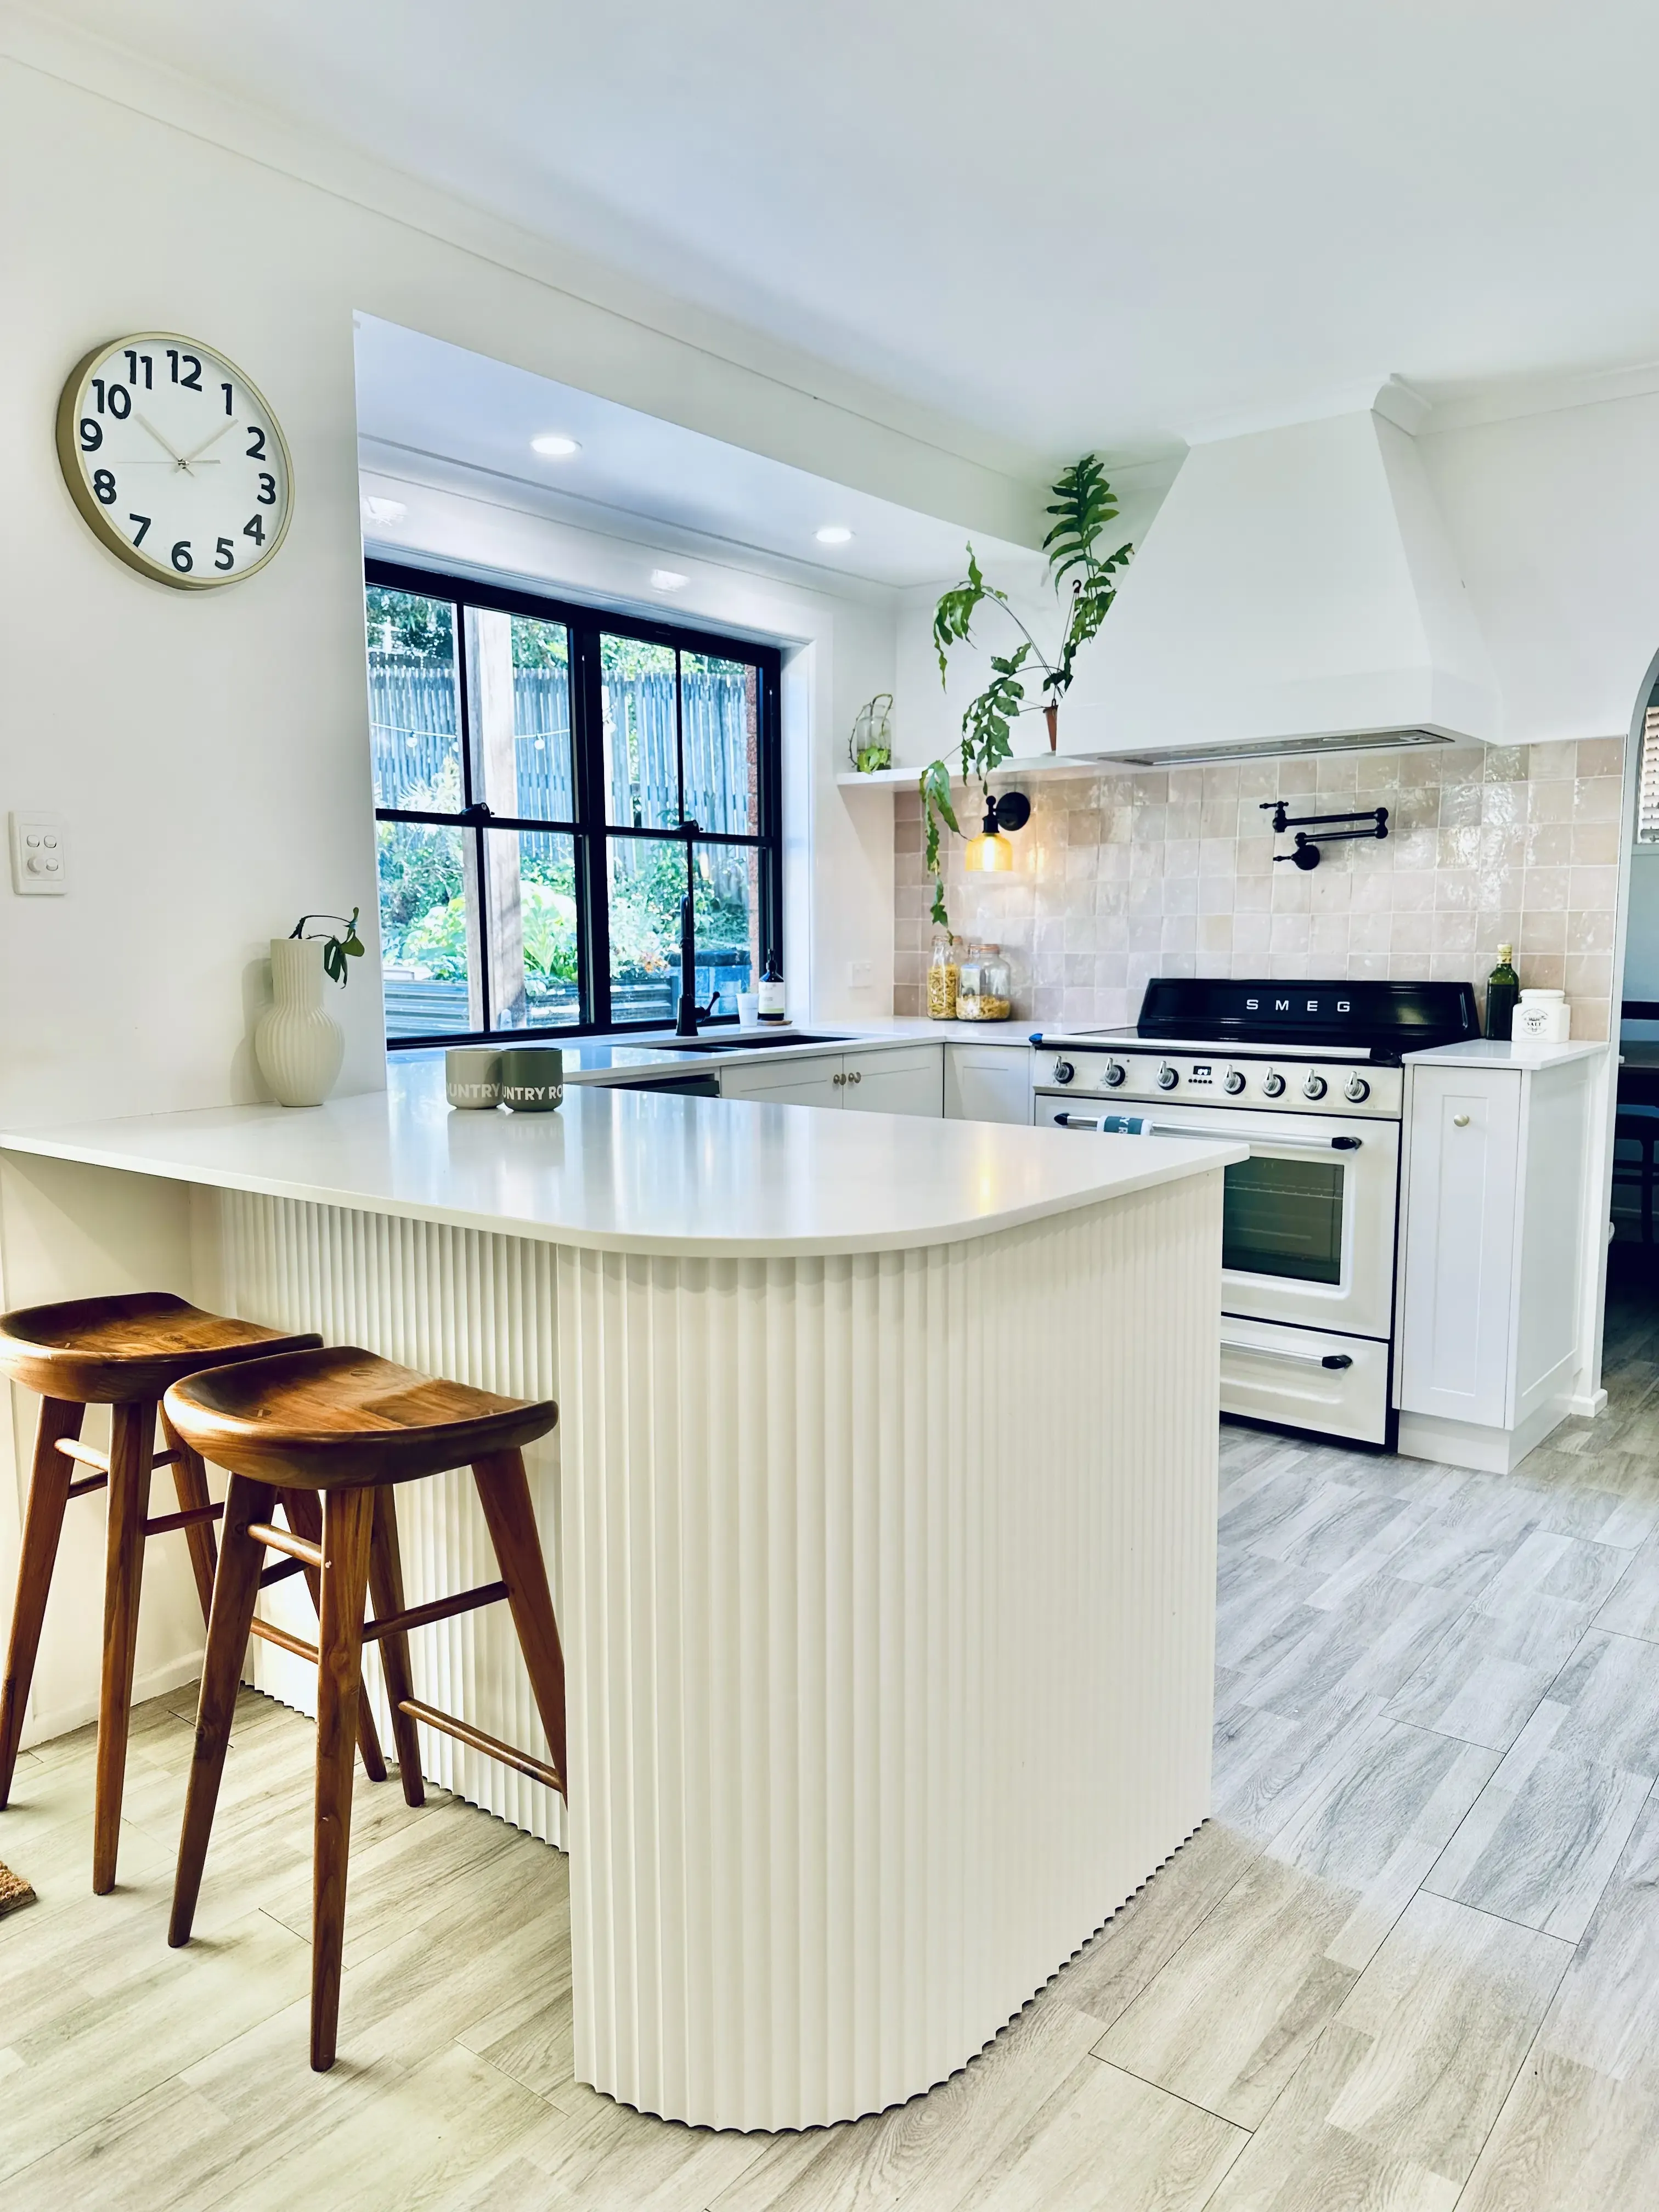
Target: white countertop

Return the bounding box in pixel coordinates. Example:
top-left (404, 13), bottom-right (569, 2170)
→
top-left (1403, 1039), bottom-right (1609, 1071)
top-left (451, 1016), bottom-right (1032, 1088)
top-left (0, 1059), bottom-right (1243, 1260)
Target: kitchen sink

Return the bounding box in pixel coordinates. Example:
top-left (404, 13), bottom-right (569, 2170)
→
top-left (645, 1031), bottom-right (854, 1054)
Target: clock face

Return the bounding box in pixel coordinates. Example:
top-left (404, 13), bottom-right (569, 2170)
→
top-left (55, 334), bottom-right (293, 590)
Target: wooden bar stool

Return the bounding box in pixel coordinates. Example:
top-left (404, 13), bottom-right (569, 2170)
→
top-left (163, 1344), bottom-right (565, 2072)
top-left (0, 1290), bottom-right (379, 1894)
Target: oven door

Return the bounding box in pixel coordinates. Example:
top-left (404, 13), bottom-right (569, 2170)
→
top-left (1035, 1096), bottom-right (1400, 1340)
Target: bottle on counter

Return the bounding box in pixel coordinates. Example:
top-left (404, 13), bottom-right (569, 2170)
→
top-left (757, 948), bottom-right (786, 1023)
top-left (1485, 944), bottom-right (1520, 1039)
top-left (926, 932), bottom-right (960, 1019)
top-left (956, 942), bottom-right (1013, 1022)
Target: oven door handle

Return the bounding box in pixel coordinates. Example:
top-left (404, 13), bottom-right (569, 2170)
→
top-left (1048, 1115), bottom-right (1361, 1153)
top-left (1221, 1335), bottom-right (1354, 1370)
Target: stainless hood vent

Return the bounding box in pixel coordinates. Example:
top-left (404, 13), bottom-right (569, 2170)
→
top-left (1099, 727), bottom-right (1455, 771)
top-left (1073, 383), bottom-right (1500, 761)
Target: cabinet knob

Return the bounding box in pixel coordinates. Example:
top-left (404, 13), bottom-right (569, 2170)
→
top-left (849, 1069), bottom-right (861, 1084)
top-left (1453, 1113), bottom-right (1470, 1127)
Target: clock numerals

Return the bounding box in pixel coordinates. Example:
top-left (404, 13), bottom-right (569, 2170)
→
top-left (246, 427), bottom-right (267, 461)
top-left (171, 540), bottom-right (193, 574)
top-left (122, 349), bottom-right (154, 391)
top-left (79, 417), bottom-right (101, 452)
top-left (88, 380), bottom-right (132, 420)
top-left (165, 349), bottom-right (203, 392)
top-left (92, 470), bottom-right (116, 506)
top-left (257, 473), bottom-right (275, 505)
top-left (215, 538), bottom-right (235, 572)
top-left (244, 515), bottom-right (266, 546)
top-left (221, 382), bottom-right (234, 416)
top-left (129, 515), bottom-right (152, 548)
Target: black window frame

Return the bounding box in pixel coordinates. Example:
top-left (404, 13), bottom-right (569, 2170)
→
top-left (366, 556), bottom-right (784, 1049)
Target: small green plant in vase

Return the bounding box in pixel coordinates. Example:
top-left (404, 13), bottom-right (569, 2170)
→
top-left (922, 455), bottom-right (1131, 930)
top-left (291, 908), bottom-right (365, 984)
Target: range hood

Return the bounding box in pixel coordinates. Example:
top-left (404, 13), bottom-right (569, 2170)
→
top-left (1077, 383), bottom-right (1500, 764)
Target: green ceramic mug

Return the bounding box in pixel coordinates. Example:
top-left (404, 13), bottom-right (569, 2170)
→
top-left (498, 1045), bottom-right (565, 1112)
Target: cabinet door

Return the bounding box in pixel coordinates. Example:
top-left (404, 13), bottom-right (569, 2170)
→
top-left (944, 1043), bottom-right (1031, 1125)
top-left (1399, 1067), bottom-right (1521, 1425)
top-left (719, 1056), bottom-right (844, 1108)
top-left (841, 1044), bottom-right (943, 1116)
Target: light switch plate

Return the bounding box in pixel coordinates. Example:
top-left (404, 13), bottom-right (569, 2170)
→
top-left (10, 811), bottom-right (67, 895)
top-left (847, 959), bottom-right (873, 989)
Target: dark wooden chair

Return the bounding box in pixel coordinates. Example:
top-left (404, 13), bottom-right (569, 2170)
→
top-left (0, 1290), bottom-right (381, 1894)
top-left (1613, 1108), bottom-right (1659, 1245)
top-left (162, 1344), bottom-right (565, 2072)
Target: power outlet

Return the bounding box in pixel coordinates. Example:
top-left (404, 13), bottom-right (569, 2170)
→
top-left (847, 960), bottom-right (873, 989)
top-left (9, 811), bottom-right (67, 895)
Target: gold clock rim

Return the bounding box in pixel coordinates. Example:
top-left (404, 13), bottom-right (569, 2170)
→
top-left (55, 332), bottom-right (296, 592)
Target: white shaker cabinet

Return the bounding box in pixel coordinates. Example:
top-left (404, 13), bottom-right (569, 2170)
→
top-left (718, 1056), bottom-right (845, 1109)
top-left (1397, 1041), bottom-right (1604, 1472)
top-left (718, 1045), bottom-right (943, 1114)
top-left (943, 1041), bottom-right (1031, 1125)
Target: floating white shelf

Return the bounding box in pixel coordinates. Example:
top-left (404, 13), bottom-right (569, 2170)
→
top-left (835, 754), bottom-right (1113, 788)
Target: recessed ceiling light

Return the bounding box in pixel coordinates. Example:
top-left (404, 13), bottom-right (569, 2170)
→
top-left (531, 433), bottom-right (581, 458)
top-left (361, 496), bottom-right (408, 527)
top-left (815, 524), bottom-right (853, 545)
top-left (651, 568), bottom-right (690, 591)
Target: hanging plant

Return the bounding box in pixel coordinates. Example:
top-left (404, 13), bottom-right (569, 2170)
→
top-left (922, 455), bottom-right (1132, 928)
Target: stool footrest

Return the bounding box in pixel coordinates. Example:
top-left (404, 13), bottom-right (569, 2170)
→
top-left (365, 1581), bottom-right (508, 1644)
top-left (259, 1555), bottom-right (309, 1591)
top-left (397, 1697), bottom-right (561, 1794)
top-left (248, 1616), bottom-right (320, 1666)
top-left (66, 1471), bottom-right (108, 1501)
top-left (245, 1520), bottom-right (324, 1570)
top-left (57, 1437), bottom-right (180, 1475)
top-left (144, 1501), bottom-right (223, 1540)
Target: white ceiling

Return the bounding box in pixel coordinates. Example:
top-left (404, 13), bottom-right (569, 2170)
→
top-left (42, 1), bottom-right (1659, 459)
top-left (353, 316), bottom-right (1045, 591)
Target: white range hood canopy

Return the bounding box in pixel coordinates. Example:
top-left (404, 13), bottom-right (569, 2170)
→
top-left (1079, 382), bottom-right (1500, 765)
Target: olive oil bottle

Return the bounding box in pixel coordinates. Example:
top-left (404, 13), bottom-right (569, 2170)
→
top-left (1485, 944), bottom-right (1520, 1039)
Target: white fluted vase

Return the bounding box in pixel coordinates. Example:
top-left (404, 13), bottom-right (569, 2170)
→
top-left (255, 936), bottom-right (345, 1107)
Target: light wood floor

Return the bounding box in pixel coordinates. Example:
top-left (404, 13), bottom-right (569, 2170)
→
top-left (10, 1293), bottom-right (1659, 2209)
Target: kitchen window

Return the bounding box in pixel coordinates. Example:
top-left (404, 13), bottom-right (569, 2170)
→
top-left (365, 558), bottom-right (782, 1045)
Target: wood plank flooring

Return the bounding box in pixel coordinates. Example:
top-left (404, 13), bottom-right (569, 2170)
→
top-left (9, 1286), bottom-right (1659, 2207)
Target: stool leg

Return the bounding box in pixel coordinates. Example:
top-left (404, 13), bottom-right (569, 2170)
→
top-left (280, 1487), bottom-right (388, 1786)
top-left (93, 1401), bottom-right (155, 1893)
top-left (0, 1397), bottom-right (84, 1807)
top-left (160, 1410), bottom-right (218, 1626)
top-left (170, 1474), bottom-right (274, 1947)
top-left (471, 1451), bottom-right (567, 1797)
top-left (368, 1488), bottom-right (426, 1808)
top-left (312, 1484), bottom-right (375, 2072)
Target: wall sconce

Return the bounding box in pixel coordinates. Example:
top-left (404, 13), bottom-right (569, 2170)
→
top-left (963, 789), bottom-right (1031, 872)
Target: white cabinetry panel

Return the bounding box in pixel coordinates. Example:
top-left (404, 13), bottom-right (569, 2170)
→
top-left (944, 1042), bottom-right (1031, 1125)
top-left (718, 1056), bottom-right (845, 1108)
top-left (842, 1042), bottom-right (943, 1115)
top-left (1400, 1068), bottom-right (1520, 1426)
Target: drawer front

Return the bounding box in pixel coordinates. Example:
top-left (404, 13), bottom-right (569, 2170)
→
top-left (1220, 1316), bottom-right (1391, 1446)
top-left (841, 1043), bottom-right (943, 1116)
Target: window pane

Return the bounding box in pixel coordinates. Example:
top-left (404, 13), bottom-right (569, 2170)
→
top-left (467, 608), bottom-right (574, 822)
top-left (608, 836), bottom-right (689, 1024)
top-left (366, 589), bottom-right (462, 811)
top-left (602, 635), bottom-right (679, 828)
top-left (376, 821), bottom-right (475, 1037)
top-left (683, 654), bottom-right (758, 837)
top-left (484, 828), bottom-right (580, 1031)
top-left (695, 840), bottom-right (759, 1010)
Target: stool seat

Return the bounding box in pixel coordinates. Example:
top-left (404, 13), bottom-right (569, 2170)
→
top-left (0, 1291), bottom-right (318, 1404)
top-left (165, 1345), bottom-right (558, 1488)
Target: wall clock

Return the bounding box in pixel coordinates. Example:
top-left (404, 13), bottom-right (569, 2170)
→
top-left (55, 333), bottom-right (293, 590)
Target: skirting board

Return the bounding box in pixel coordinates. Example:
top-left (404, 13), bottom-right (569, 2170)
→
top-left (19, 1645), bottom-right (204, 1753)
top-left (1397, 1397), bottom-right (1568, 1474)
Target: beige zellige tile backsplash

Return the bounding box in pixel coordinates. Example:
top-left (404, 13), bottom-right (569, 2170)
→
top-left (892, 738), bottom-right (1625, 1041)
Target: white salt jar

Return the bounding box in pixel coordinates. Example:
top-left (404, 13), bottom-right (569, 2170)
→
top-left (1511, 988), bottom-right (1570, 1047)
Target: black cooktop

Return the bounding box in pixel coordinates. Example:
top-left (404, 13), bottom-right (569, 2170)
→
top-left (1132, 977), bottom-right (1479, 1060)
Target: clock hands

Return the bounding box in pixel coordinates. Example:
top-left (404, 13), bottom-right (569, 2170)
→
top-left (180, 418), bottom-right (237, 466)
top-left (134, 411), bottom-right (222, 473)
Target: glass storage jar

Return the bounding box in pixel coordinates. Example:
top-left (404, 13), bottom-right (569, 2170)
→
top-left (956, 942), bottom-right (1012, 1022)
top-left (926, 933), bottom-right (960, 1019)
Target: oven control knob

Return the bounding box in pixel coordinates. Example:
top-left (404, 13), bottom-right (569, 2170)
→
top-left (1102, 1060), bottom-right (1127, 1088)
top-left (1052, 1059), bottom-right (1075, 1086)
top-left (1156, 1063), bottom-right (1179, 1091)
top-left (1344, 1074), bottom-right (1370, 1103)
top-left (1261, 1069), bottom-right (1286, 1098)
top-left (1223, 1067), bottom-right (1246, 1095)
top-left (1303, 1073), bottom-right (1328, 1101)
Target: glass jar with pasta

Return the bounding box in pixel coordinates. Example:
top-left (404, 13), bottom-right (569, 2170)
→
top-left (956, 943), bottom-right (1012, 1022)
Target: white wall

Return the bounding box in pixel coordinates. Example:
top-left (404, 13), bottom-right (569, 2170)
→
top-left (359, 463), bottom-right (899, 1022)
top-left (0, 45), bottom-right (1031, 1127)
